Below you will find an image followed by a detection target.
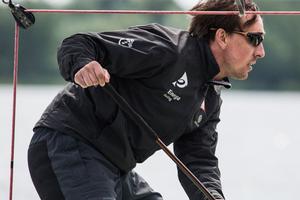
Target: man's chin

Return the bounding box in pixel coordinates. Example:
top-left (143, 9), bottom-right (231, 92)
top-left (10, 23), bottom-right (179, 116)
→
top-left (230, 73), bottom-right (248, 80)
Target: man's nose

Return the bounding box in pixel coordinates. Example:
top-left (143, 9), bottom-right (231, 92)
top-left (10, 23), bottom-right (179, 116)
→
top-left (255, 43), bottom-right (265, 59)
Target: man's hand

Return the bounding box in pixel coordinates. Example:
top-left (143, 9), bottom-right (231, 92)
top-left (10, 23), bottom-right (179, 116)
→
top-left (74, 61), bottom-right (110, 88)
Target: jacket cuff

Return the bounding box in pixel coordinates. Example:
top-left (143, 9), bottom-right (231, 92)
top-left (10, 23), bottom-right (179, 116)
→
top-left (208, 189), bottom-right (224, 200)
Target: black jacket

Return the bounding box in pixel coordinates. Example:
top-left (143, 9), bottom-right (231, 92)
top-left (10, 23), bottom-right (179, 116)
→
top-left (35, 23), bottom-right (230, 200)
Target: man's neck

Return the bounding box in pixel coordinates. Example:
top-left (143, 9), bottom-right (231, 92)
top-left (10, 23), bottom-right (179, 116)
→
top-left (209, 41), bottom-right (226, 81)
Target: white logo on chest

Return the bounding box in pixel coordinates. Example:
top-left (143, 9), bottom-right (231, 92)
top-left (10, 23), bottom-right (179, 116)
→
top-left (163, 89), bottom-right (181, 102)
top-left (163, 72), bottom-right (188, 102)
top-left (118, 38), bottom-right (135, 48)
top-left (172, 72), bottom-right (188, 88)
top-left (194, 114), bottom-right (203, 127)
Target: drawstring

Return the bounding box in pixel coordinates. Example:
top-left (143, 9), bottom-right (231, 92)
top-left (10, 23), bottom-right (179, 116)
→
top-left (201, 79), bottom-right (232, 111)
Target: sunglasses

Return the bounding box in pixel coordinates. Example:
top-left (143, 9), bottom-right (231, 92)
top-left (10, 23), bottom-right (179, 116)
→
top-left (232, 31), bottom-right (264, 47)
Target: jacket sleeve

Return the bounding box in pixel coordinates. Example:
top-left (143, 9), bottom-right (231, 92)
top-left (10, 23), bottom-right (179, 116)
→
top-left (57, 25), bottom-right (177, 82)
top-left (174, 104), bottom-right (224, 200)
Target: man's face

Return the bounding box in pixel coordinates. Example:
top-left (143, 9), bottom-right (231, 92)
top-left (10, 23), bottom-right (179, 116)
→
top-left (223, 15), bottom-right (266, 80)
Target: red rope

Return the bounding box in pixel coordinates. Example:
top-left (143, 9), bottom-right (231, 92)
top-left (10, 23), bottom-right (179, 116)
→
top-left (26, 9), bottom-right (300, 15)
top-left (9, 23), bottom-right (19, 200)
top-left (7, 6), bottom-right (300, 200)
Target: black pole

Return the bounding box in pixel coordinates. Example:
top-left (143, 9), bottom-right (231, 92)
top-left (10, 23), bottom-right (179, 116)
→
top-left (103, 83), bottom-right (216, 200)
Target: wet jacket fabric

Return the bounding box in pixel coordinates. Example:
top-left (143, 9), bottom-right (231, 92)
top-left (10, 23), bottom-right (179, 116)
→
top-left (34, 23), bottom-right (230, 200)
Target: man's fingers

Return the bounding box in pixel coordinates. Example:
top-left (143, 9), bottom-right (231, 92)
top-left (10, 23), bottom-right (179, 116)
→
top-left (74, 61), bottom-right (110, 88)
top-left (74, 72), bottom-right (87, 88)
top-left (74, 68), bottom-right (94, 88)
top-left (82, 71), bottom-right (94, 87)
top-left (93, 64), bottom-right (110, 86)
top-left (86, 70), bottom-right (99, 86)
top-left (103, 68), bottom-right (110, 83)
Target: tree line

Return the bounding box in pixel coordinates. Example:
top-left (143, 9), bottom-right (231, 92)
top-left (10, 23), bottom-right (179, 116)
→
top-left (0, 0), bottom-right (299, 90)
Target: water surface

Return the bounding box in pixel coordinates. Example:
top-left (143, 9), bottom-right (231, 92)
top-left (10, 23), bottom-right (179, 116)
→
top-left (1, 85), bottom-right (299, 199)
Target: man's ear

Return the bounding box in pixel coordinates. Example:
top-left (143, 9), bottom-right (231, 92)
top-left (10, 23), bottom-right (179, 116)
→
top-left (215, 28), bottom-right (228, 49)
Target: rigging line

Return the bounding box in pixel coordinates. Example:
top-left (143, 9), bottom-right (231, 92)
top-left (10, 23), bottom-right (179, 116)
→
top-left (25, 9), bottom-right (300, 15)
top-left (9, 23), bottom-right (19, 200)
top-left (235, 0), bottom-right (246, 16)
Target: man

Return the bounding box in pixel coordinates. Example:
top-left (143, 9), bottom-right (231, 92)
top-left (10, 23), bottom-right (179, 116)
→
top-left (28, 0), bottom-right (265, 199)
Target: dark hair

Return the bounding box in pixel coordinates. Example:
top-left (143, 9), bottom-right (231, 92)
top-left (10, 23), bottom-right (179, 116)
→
top-left (189, 0), bottom-right (259, 40)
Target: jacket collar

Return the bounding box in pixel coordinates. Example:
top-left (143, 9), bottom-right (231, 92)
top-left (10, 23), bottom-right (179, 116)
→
top-left (198, 37), bottom-right (231, 89)
top-left (198, 37), bottom-right (220, 81)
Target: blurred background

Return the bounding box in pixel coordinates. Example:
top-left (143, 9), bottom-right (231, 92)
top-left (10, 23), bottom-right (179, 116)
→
top-left (1, 0), bottom-right (300, 89)
top-left (0, 0), bottom-right (299, 200)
